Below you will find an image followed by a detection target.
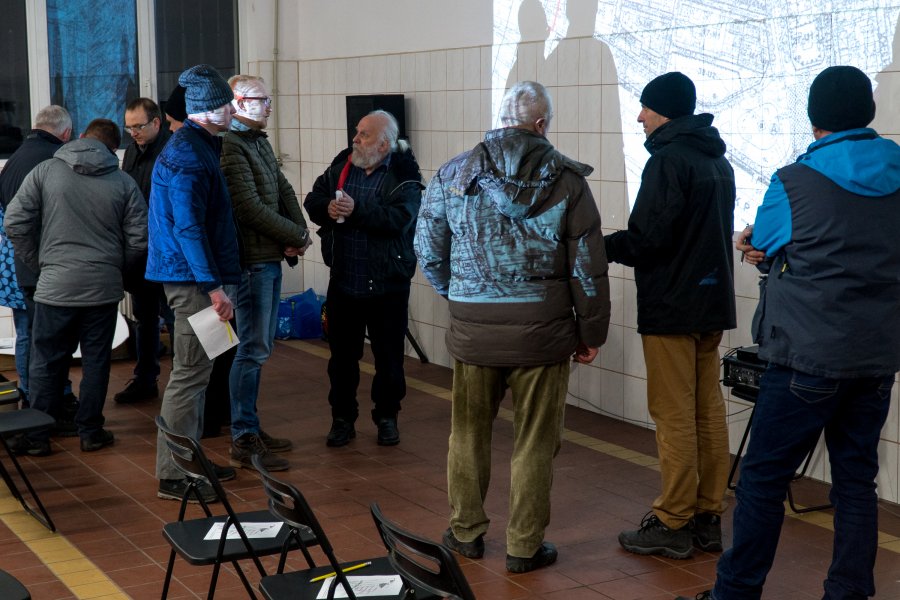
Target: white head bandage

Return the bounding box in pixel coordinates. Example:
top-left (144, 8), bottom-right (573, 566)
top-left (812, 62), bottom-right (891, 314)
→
top-left (188, 104), bottom-right (231, 127)
top-left (231, 78), bottom-right (270, 123)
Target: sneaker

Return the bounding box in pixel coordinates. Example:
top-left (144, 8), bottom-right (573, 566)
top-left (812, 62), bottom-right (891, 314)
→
top-left (442, 528), bottom-right (485, 559)
top-left (114, 379), bottom-right (159, 404)
top-left (692, 513), bottom-right (723, 552)
top-left (326, 418), bottom-right (356, 447)
top-left (80, 429), bottom-right (115, 452)
top-left (213, 462), bottom-right (236, 482)
top-left (676, 592), bottom-right (712, 600)
top-left (506, 542), bottom-right (558, 573)
top-left (230, 433), bottom-right (289, 471)
top-left (376, 417), bottom-right (400, 446)
top-left (259, 429), bottom-right (292, 453)
top-left (9, 435), bottom-right (51, 457)
top-left (157, 478), bottom-right (219, 503)
top-left (618, 513), bottom-right (693, 559)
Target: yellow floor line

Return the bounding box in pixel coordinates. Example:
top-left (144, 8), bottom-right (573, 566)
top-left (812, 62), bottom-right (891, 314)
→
top-left (279, 339), bottom-right (900, 552)
top-left (0, 491), bottom-right (129, 599)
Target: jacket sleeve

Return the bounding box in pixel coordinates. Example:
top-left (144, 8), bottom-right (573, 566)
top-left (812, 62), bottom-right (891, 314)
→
top-left (276, 171), bottom-right (309, 238)
top-left (604, 153), bottom-right (686, 268)
top-left (750, 173), bottom-right (792, 257)
top-left (168, 162), bottom-right (222, 289)
top-left (415, 170), bottom-right (452, 296)
top-left (566, 176), bottom-right (611, 347)
top-left (221, 136), bottom-right (309, 247)
top-left (349, 178), bottom-right (422, 237)
top-left (4, 166), bottom-right (44, 273)
top-left (303, 165), bottom-right (337, 228)
top-left (122, 179), bottom-right (148, 273)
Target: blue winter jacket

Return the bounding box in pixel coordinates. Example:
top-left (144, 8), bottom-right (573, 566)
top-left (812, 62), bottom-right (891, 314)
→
top-left (145, 120), bottom-right (241, 292)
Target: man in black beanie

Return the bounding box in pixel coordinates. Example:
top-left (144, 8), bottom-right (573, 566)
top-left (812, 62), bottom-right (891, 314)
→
top-left (605, 71), bottom-right (736, 560)
top-left (682, 65), bottom-right (900, 600)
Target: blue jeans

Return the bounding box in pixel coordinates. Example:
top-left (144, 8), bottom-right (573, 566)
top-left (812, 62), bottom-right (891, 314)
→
top-left (229, 263), bottom-right (282, 440)
top-left (714, 364), bottom-right (893, 600)
top-left (12, 306), bottom-right (30, 396)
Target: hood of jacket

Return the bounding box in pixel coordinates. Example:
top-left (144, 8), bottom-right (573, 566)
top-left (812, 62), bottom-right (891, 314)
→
top-left (645, 113), bottom-right (727, 159)
top-left (450, 127), bottom-right (593, 220)
top-left (796, 127), bottom-right (900, 197)
top-left (53, 138), bottom-right (119, 176)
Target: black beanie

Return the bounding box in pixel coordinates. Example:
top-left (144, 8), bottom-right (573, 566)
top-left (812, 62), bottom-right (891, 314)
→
top-left (163, 85), bottom-right (187, 122)
top-left (640, 72), bottom-right (696, 119)
top-left (807, 66), bottom-right (875, 132)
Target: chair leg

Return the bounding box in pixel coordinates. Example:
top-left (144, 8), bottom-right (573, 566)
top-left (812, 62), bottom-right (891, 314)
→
top-left (727, 405), bottom-right (756, 491)
top-left (161, 549), bottom-right (177, 600)
top-left (0, 438), bottom-right (56, 531)
top-left (787, 440), bottom-right (833, 514)
top-left (229, 560), bottom-right (258, 600)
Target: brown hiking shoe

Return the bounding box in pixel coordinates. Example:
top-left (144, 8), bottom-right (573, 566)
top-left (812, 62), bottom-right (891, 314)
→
top-left (230, 433), bottom-right (289, 471)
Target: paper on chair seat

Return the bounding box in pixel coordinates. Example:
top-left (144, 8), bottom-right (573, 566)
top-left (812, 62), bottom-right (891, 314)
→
top-left (316, 575), bottom-right (403, 599)
top-left (204, 521), bottom-right (282, 540)
top-left (187, 306), bottom-right (239, 359)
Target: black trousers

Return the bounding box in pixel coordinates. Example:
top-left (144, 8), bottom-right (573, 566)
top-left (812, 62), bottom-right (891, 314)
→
top-left (326, 281), bottom-right (409, 423)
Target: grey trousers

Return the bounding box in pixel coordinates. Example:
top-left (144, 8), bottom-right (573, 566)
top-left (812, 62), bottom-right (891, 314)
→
top-left (447, 359), bottom-right (570, 558)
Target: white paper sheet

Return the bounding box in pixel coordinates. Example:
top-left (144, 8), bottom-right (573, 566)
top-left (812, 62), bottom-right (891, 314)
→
top-left (203, 521), bottom-right (282, 540)
top-left (315, 575), bottom-right (403, 599)
top-left (187, 306), bottom-right (239, 359)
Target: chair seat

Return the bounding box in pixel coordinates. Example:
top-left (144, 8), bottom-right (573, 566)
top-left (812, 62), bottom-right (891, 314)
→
top-left (163, 509), bottom-right (316, 565)
top-left (259, 556), bottom-right (438, 600)
top-left (0, 409), bottom-right (55, 436)
top-left (0, 569), bottom-right (30, 600)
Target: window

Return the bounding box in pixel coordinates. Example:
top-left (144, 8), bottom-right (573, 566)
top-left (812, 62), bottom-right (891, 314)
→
top-left (0, 0), bottom-right (31, 158)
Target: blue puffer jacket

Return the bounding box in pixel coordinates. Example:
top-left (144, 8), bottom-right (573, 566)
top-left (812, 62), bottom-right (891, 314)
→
top-left (145, 120), bottom-right (241, 292)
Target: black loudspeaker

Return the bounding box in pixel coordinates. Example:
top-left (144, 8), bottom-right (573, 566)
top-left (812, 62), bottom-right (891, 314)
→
top-left (346, 94), bottom-right (406, 148)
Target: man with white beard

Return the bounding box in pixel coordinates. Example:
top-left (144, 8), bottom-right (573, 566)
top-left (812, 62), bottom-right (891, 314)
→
top-left (303, 111), bottom-right (423, 448)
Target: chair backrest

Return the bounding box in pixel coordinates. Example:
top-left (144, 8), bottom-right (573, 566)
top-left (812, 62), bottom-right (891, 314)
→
top-left (370, 503), bottom-right (476, 600)
top-left (155, 415), bottom-right (229, 515)
top-left (0, 569), bottom-right (30, 600)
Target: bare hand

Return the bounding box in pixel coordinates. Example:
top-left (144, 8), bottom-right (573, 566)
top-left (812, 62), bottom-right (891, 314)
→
top-left (573, 343), bottom-right (599, 364)
top-left (208, 288), bottom-right (234, 321)
top-left (735, 225), bottom-right (765, 266)
top-left (334, 192), bottom-right (354, 217)
top-left (284, 246), bottom-right (301, 257)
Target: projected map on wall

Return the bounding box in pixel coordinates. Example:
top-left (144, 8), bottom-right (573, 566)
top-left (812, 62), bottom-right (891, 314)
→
top-left (492, 0), bottom-right (900, 228)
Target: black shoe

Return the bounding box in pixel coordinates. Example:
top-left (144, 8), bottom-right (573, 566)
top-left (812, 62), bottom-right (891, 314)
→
top-left (157, 478), bottom-right (219, 503)
top-left (51, 419), bottom-right (79, 438)
top-left (676, 592), bottom-right (712, 600)
top-left (9, 435), bottom-right (51, 457)
top-left (618, 513), bottom-right (693, 559)
top-left (692, 513), bottom-right (723, 552)
top-left (259, 429), bottom-right (293, 453)
top-left (61, 393), bottom-right (79, 421)
top-left (506, 542), bottom-right (558, 573)
top-left (442, 528), bottom-right (485, 559)
top-left (114, 379), bottom-right (159, 404)
top-left (213, 462), bottom-right (236, 482)
top-left (376, 417), bottom-right (399, 446)
top-left (80, 429), bottom-right (115, 452)
top-left (230, 433), bottom-right (289, 471)
top-left (326, 419), bottom-right (356, 447)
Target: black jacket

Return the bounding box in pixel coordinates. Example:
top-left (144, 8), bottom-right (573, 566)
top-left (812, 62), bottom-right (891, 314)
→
top-left (304, 147), bottom-right (424, 295)
top-left (605, 114), bottom-right (736, 334)
top-left (122, 125), bottom-right (171, 202)
top-left (0, 129), bottom-right (66, 288)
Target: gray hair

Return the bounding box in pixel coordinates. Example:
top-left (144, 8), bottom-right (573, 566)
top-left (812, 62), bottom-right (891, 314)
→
top-left (34, 105), bottom-right (72, 138)
top-left (369, 109), bottom-right (409, 152)
top-left (499, 81), bottom-right (553, 127)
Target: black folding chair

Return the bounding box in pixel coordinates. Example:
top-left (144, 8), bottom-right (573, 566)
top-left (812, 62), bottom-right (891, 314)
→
top-left (0, 404), bottom-right (57, 532)
top-left (0, 568), bottom-right (30, 600)
top-left (254, 455), bottom-right (418, 600)
top-left (370, 503), bottom-right (476, 600)
top-left (156, 416), bottom-right (312, 599)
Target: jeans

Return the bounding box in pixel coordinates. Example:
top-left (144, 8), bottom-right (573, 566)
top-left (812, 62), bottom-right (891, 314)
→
top-left (229, 263), bottom-right (281, 440)
top-left (12, 306), bottom-right (30, 397)
top-left (326, 281), bottom-right (409, 423)
top-left (447, 360), bottom-right (570, 557)
top-left (714, 364), bottom-right (893, 600)
top-left (130, 279), bottom-right (167, 384)
top-left (28, 302), bottom-right (118, 442)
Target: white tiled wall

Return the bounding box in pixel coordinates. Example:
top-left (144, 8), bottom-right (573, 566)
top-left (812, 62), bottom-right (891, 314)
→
top-left (256, 38), bottom-right (900, 503)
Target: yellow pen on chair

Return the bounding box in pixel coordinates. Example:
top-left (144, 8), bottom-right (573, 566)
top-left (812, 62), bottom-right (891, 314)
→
top-left (309, 560), bottom-right (372, 583)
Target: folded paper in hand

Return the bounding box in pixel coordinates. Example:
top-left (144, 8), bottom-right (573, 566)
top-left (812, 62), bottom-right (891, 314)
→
top-left (187, 306), bottom-right (239, 359)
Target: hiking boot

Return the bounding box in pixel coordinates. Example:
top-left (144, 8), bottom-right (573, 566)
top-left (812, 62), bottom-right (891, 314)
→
top-left (376, 417), bottom-right (400, 446)
top-left (442, 528), bottom-right (485, 559)
top-left (259, 429), bottom-right (292, 453)
top-left (114, 379), bottom-right (159, 404)
top-left (692, 513), bottom-right (723, 552)
top-left (9, 435), bottom-right (51, 457)
top-left (326, 419), bottom-right (356, 447)
top-left (80, 429), bottom-right (115, 452)
top-left (158, 478), bottom-right (219, 503)
top-left (213, 463), bottom-right (236, 482)
top-left (230, 433), bottom-right (289, 471)
top-left (506, 542), bottom-right (558, 573)
top-left (676, 592), bottom-right (712, 600)
top-left (618, 513), bottom-right (693, 559)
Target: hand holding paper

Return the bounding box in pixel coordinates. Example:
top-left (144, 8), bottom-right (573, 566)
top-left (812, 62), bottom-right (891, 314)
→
top-left (187, 306), bottom-right (239, 360)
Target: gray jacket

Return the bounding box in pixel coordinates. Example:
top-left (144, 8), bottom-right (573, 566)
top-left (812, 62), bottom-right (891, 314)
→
top-left (6, 138), bottom-right (148, 307)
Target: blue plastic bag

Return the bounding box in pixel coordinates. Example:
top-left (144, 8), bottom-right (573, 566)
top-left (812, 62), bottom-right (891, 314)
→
top-left (276, 289), bottom-right (323, 339)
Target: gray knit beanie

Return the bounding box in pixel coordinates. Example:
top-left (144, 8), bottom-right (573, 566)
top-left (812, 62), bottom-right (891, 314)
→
top-left (178, 64), bottom-right (234, 114)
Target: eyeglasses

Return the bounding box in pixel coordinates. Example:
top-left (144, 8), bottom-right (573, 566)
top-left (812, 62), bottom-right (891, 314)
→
top-left (124, 120), bottom-right (155, 134)
top-left (238, 96), bottom-right (272, 107)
